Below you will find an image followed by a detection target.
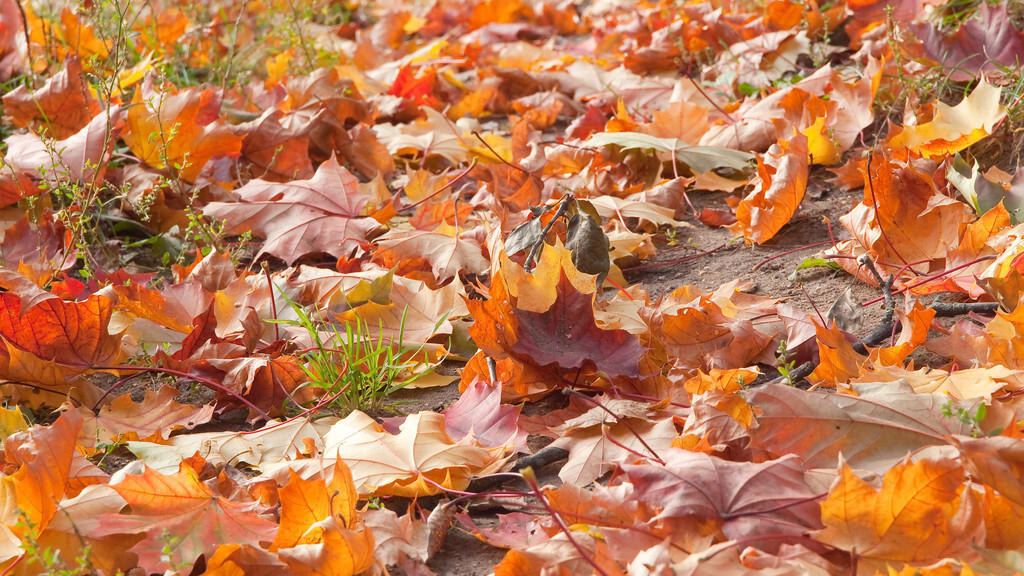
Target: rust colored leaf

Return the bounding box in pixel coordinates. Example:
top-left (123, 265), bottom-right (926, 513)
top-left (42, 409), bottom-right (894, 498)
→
top-left (0, 293), bottom-right (123, 388)
top-left (468, 245), bottom-right (643, 381)
top-left (837, 154), bottom-right (974, 283)
top-left (91, 385), bottom-right (214, 443)
top-left (623, 450), bottom-right (823, 540)
top-left (2, 56), bottom-right (101, 138)
top-left (203, 155), bottom-right (380, 264)
top-left (238, 108), bottom-right (315, 182)
top-left (745, 382), bottom-right (976, 473)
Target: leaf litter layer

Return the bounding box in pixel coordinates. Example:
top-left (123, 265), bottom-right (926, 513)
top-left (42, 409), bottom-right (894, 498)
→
top-left (1, 0), bottom-right (1024, 574)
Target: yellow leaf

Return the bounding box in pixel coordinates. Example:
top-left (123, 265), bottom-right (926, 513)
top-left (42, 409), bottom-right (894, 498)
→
top-left (888, 79), bottom-right (1006, 159)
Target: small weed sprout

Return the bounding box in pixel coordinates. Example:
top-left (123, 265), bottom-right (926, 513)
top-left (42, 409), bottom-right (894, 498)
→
top-left (941, 399), bottom-right (991, 438)
top-left (274, 291), bottom-right (447, 415)
top-left (776, 339), bottom-right (797, 385)
top-left (16, 510), bottom-right (94, 576)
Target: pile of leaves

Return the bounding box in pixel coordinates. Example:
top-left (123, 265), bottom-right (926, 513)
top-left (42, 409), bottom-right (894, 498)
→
top-left (1, 0), bottom-right (1024, 574)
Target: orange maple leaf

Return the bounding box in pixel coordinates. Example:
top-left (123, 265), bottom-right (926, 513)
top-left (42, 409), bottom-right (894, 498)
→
top-left (96, 462), bottom-right (278, 573)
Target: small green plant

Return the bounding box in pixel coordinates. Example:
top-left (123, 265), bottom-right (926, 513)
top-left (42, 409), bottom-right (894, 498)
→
top-left (16, 510), bottom-right (95, 576)
top-left (275, 292), bottom-right (447, 416)
top-left (776, 339), bottom-right (797, 385)
top-left (941, 399), bottom-right (991, 438)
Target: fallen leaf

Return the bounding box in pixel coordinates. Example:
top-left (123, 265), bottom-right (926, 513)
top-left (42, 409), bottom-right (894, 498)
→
top-left (813, 457), bottom-right (982, 568)
top-left (623, 450), bottom-right (823, 540)
top-left (729, 132), bottom-right (810, 244)
top-left (122, 81), bottom-right (243, 183)
top-left (203, 155), bottom-right (380, 264)
top-left (96, 462), bottom-right (278, 573)
top-left (888, 79), bottom-right (1006, 159)
top-left (745, 381), bottom-right (976, 473)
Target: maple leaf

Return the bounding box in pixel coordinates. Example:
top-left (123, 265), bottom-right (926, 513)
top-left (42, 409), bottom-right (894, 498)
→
top-left (493, 532), bottom-right (622, 576)
top-left (25, 6), bottom-right (108, 69)
top-left (467, 245), bottom-right (644, 382)
top-left (623, 450), bottom-right (823, 540)
top-left (729, 132), bottom-right (809, 244)
top-left (200, 543), bottom-right (288, 576)
top-left (238, 108), bottom-right (316, 182)
top-left (122, 80), bottom-right (243, 183)
top-left (153, 416), bottom-right (335, 473)
top-left (550, 402), bottom-right (678, 485)
top-left (833, 153), bottom-right (974, 285)
top-left (903, 3), bottom-right (1024, 82)
top-left (745, 381), bottom-right (980, 474)
top-left (0, 409), bottom-right (82, 551)
top-left (87, 385), bottom-right (214, 444)
top-left (2, 56), bottom-right (101, 138)
top-left (957, 435), bottom-right (1024, 508)
top-left (653, 285), bottom-right (778, 371)
top-left (0, 293), bottom-right (123, 392)
top-left (441, 380), bottom-right (528, 452)
top-left (888, 79), bottom-right (1006, 160)
top-left (320, 410), bottom-right (506, 497)
top-left (0, 0), bottom-right (25, 81)
top-left (203, 155), bottom-right (381, 264)
top-left (29, 485), bottom-right (138, 576)
top-left (813, 457), bottom-right (982, 569)
top-left (4, 105), bottom-right (122, 185)
top-left (0, 211), bottom-right (74, 291)
top-left (373, 228), bottom-right (490, 284)
top-left (96, 462), bottom-right (278, 573)
top-left (272, 468), bottom-right (375, 576)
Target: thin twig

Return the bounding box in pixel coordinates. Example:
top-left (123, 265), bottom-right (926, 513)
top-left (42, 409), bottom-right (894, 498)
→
top-left (525, 195), bottom-right (574, 271)
top-left (563, 389), bottom-right (664, 464)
